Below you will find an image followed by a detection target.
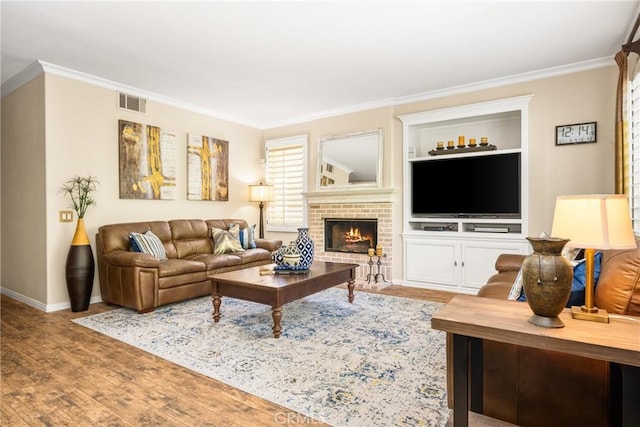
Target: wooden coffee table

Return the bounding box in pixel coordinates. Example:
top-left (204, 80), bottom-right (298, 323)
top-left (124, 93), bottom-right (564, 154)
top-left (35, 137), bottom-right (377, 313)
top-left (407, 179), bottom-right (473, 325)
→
top-left (209, 261), bottom-right (358, 338)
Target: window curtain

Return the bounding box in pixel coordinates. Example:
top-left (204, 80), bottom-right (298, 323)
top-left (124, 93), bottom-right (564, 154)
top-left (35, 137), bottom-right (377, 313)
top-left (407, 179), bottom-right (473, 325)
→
top-left (615, 50), bottom-right (630, 194)
top-left (631, 60), bottom-right (640, 232)
top-left (617, 13), bottom-right (640, 194)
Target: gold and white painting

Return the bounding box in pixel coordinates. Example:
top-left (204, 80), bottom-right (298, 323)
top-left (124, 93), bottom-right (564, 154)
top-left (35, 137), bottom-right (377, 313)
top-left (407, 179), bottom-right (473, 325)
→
top-left (118, 120), bottom-right (177, 199)
top-left (187, 133), bottom-right (229, 201)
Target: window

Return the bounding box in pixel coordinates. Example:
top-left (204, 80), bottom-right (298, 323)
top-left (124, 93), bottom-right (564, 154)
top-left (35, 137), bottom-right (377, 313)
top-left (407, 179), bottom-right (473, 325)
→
top-left (631, 66), bottom-right (640, 233)
top-left (265, 135), bottom-right (307, 232)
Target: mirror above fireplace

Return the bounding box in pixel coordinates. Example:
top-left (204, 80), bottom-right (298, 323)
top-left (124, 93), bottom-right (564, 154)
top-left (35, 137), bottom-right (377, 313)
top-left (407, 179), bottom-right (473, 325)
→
top-left (317, 129), bottom-right (382, 190)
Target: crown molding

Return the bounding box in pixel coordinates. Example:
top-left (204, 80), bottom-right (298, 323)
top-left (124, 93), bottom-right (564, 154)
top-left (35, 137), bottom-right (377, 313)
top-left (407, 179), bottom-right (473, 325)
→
top-left (263, 56), bottom-right (614, 129)
top-left (262, 57), bottom-right (615, 129)
top-left (393, 56), bottom-right (615, 107)
top-left (2, 56), bottom-right (615, 130)
top-left (2, 60), bottom-right (260, 128)
top-left (263, 97), bottom-right (397, 129)
top-left (1, 60), bottom-right (45, 97)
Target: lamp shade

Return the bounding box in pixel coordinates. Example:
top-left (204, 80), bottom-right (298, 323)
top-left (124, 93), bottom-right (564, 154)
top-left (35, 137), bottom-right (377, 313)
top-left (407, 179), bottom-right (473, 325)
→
top-left (551, 194), bottom-right (637, 250)
top-left (248, 182), bottom-right (274, 202)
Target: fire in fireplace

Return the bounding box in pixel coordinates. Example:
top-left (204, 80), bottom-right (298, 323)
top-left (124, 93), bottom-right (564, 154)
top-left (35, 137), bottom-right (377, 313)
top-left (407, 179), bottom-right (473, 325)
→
top-left (324, 218), bottom-right (377, 254)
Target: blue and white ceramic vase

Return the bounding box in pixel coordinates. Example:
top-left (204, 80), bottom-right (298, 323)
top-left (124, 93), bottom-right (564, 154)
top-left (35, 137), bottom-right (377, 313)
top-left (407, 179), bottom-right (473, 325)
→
top-left (271, 246), bottom-right (284, 265)
top-left (295, 227), bottom-right (314, 269)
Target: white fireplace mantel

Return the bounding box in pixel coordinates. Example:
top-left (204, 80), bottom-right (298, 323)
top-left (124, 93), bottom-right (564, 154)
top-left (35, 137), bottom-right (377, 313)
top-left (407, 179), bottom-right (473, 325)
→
top-left (304, 188), bottom-right (396, 204)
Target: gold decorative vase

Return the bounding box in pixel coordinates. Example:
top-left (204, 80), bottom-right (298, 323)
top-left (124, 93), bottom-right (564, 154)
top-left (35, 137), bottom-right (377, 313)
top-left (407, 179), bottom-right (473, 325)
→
top-left (522, 237), bottom-right (573, 328)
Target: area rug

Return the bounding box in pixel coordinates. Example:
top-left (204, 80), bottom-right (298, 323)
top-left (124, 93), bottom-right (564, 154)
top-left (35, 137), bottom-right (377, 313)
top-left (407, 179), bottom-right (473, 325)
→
top-left (73, 288), bottom-right (451, 426)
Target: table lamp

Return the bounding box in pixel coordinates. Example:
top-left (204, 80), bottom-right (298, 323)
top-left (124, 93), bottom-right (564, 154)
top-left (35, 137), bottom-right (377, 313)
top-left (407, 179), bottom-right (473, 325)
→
top-left (249, 182), bottom-right (274, 238)
top-left (551, 194), bottom-right (637, 323)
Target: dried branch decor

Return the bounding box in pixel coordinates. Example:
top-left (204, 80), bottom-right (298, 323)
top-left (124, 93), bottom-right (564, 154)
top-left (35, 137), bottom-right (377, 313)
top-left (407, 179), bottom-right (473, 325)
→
top-left (59, 175), bottom-right (100, 218)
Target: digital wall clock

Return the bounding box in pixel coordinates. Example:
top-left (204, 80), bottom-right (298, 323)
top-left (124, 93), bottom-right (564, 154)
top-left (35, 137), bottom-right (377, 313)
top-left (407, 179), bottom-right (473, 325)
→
top-left (556, 122), bottom-right (597, 145)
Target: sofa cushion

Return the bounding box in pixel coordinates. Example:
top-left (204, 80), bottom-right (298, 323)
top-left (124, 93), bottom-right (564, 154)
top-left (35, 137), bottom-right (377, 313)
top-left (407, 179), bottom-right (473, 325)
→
top-left (494, 253), bottom-right (526, 272)
top-left (100, 221), bottom-right (176, 258)
top-left (595, 237), bottom-right (640, 316)
top-left (184, 253), bottom-right (243, 269)
top-left (130, 231), bottom-right (168, 260)
top-left (157, 258), bottom-right (207, 277)
top-left (170, 219), bottom-right (213, 258)
top-left (477, 282), bottom-right (512, 299)
top-left (206, 219), bottom-right (248, 231)
top-left (211, 224), bottom-right (244, 254)
top-left (235, 248), bottom-right (273, 264)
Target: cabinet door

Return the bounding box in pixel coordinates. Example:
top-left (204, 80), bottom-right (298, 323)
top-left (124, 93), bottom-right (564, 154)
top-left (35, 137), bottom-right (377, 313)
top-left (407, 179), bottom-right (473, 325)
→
top-left (461, 241), bottom-right (525, 291)
top-left (405, 239), bottom-right (459, 287)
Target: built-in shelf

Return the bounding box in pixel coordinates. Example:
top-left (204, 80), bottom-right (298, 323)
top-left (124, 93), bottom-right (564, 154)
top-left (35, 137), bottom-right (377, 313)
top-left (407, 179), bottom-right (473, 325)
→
top-left (398, 95), bottom-right (533, 293)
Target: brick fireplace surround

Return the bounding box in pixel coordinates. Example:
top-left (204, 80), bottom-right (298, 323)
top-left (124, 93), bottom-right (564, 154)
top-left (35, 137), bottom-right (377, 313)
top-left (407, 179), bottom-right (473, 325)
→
top-left (307, 192), bottom-right (393, 290)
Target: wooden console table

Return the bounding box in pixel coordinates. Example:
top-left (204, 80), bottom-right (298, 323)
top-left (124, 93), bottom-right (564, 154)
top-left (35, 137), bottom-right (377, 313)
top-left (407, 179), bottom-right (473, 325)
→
top-left (432, 295), bottom-right (640, 427)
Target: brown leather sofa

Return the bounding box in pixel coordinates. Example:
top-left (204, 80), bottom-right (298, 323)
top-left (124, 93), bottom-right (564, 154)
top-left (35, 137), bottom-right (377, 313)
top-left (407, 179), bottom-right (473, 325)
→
top-left (449, 237), bottom-right (640, 427)
top-left (96, 219), bottom-right (282, 313)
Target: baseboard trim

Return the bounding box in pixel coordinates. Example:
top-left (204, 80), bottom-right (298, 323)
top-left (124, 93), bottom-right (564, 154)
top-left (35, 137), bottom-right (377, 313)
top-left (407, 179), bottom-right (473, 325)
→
top-left (0, 287), bottom-right (102, 312)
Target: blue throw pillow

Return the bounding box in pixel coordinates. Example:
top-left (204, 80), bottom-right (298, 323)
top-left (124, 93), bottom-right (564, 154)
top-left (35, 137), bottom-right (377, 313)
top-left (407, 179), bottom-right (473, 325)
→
top-left (517, 252), bottom-right (602, 307)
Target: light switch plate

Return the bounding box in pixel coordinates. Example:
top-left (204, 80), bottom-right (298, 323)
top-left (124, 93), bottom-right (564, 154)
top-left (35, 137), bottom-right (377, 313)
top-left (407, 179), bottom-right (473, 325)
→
top-left (59, 211), bottom-right (74, 222)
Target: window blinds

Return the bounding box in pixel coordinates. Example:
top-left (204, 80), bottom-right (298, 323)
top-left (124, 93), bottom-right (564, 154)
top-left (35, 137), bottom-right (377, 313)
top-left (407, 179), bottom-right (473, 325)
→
top-left (265, 136), bottom-right (307, 231)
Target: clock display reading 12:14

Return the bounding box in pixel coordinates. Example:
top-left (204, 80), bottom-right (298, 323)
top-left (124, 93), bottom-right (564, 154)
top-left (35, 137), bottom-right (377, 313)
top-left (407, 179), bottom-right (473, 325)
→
top-left (555, 122), bottom-right (597, 145)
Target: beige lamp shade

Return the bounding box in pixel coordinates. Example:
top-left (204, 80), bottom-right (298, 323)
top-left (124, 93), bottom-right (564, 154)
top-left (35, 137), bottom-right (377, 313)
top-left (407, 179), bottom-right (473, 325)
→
top-left (248, 183), bottom-right (274, 202)
top-left (551, 194), bottom-right (637, 250)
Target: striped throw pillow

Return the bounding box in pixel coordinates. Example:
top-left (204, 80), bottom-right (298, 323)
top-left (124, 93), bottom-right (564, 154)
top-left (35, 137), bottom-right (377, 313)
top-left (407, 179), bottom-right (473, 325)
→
top-left (129, 231), bottom-right (167, 260)
top-left (237, 223), bottom-right (257, 249)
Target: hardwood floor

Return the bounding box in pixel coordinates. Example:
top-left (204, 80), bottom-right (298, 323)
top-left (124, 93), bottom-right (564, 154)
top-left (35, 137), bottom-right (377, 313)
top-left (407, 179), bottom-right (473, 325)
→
top-left (1, 285), bottom-right (458, 426)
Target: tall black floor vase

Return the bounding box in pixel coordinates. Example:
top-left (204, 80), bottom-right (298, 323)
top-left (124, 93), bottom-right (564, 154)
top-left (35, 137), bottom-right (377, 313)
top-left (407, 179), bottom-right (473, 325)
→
top-left (65, 218), bottom-right (94, 312)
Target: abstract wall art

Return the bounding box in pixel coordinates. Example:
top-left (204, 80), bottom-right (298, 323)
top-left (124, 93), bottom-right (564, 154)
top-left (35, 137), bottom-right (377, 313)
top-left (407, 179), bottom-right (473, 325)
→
top-left (187, 133), bottom-right (229, 201)
top-left (118, 120), bottom-right (177, 199)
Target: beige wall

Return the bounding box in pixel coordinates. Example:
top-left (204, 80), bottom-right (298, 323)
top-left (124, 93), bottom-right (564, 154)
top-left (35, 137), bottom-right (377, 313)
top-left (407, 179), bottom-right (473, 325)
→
top-left (3, 74), bottom-right (264, 310)
top-left (1, 76), bottom-right (47, 304)
top-left (0, 64), bottom-right (618, 310)
top-left (268, 65), bottom-right (618, 281)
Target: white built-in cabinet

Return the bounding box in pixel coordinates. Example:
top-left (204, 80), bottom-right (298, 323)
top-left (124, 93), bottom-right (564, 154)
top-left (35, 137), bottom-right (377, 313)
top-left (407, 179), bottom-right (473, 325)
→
top-left (398, 96), bottom-right (533, 294)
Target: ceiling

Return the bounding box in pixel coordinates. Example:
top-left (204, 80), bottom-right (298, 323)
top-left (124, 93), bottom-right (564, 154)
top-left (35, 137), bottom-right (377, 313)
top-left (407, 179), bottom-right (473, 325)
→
top-left (2, 1), bottom-right (639, 129)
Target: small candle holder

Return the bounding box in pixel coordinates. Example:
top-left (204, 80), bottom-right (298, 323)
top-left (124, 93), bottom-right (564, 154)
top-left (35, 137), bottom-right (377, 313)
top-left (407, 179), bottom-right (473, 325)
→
top-left (366, 252), bottom-right (388, 284)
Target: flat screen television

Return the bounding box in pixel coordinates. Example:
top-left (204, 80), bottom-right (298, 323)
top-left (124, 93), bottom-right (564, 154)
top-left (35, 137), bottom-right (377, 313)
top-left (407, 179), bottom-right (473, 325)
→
top-left (411, 152), bottom-right (521, 218)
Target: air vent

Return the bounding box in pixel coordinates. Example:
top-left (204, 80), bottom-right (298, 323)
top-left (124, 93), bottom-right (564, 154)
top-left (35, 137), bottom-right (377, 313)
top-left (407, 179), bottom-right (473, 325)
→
top-left (118, 92), bottom-right (146, 113)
